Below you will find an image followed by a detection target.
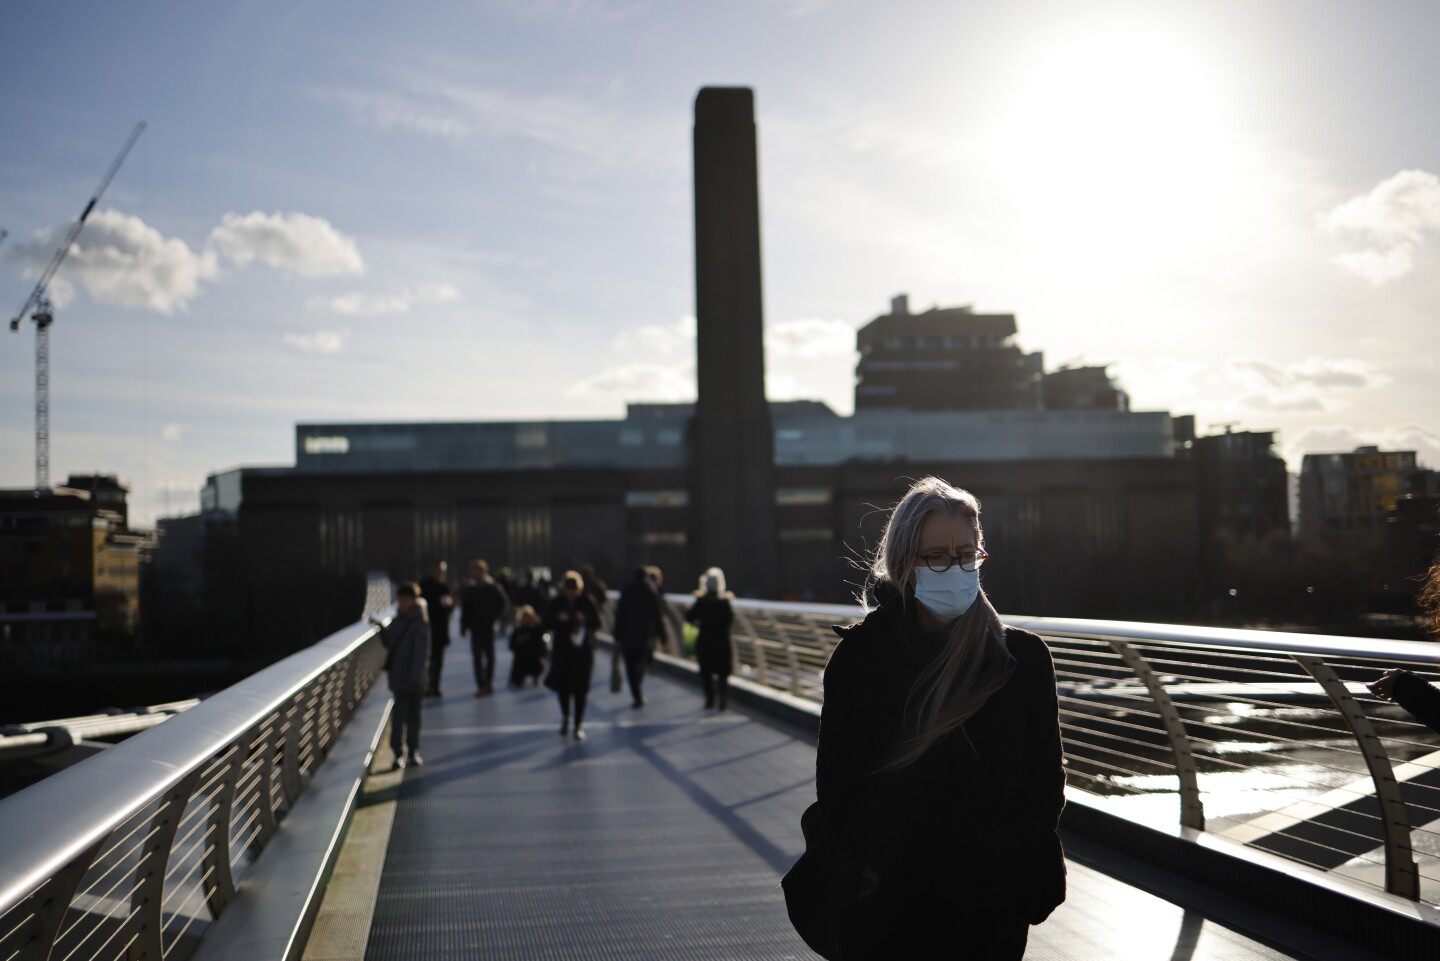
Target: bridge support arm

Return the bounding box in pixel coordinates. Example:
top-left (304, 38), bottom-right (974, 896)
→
top-left (1109, 640), bottom-right (1206, 830)
top-left (1293, 654), bottom-right (1419, 899)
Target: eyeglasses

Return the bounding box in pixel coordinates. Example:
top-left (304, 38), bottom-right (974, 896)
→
top-left (916, 549), bottom-right (988, 573)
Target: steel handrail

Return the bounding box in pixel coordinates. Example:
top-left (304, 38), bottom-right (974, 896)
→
top-left (0, 575), bottom-right (393, 961)
top-left (660, 593), bottom-right (1440, 904)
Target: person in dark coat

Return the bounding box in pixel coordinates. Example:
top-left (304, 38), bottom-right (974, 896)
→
top-left (613, 566), bottom-right (664, 707)
top-left (544, 570), bottom-right (601, 740)
top-left (814, 476), bottom-right (1065, 960)
top-left (508, 604), bottom-right (547, 688)
top-left (582, 563), bottom-right (609, 617)
top-left (460, 559), bottom-right (510, 697)
top-left (1369, 557), bottom-right (1440, 732)
top-left (380, 581), bottom-right (430, 770)
top-left (686, 567), bottom-right (734, 710)
top-left (419, 561), bottom-right (453, 697)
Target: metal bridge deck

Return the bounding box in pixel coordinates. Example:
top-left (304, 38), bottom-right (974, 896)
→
top-left (322, 641), bottom-right (1377, 961)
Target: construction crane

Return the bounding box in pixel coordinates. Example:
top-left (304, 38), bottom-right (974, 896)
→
top-left (9, 121), bottom-right (146, 491)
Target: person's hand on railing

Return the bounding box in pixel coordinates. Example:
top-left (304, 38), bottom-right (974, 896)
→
top-left (1367, 670), bottom-right (1400, 701)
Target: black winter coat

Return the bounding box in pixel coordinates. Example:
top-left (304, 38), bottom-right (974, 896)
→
top-left (461, 578), bottom-right (509, 640)
top-left (1394, 671), bottom-right (1440, 733)
top-left (613, 577), bottom-right (664, 656)
top-left (685, 594), bottom-right (733, 676)
top-left (419, 575), bottom-right (452, 645)
top-left (815, 591), bottom-right (1066, 941)
top-left (543, 594), bottom-right (600, 695)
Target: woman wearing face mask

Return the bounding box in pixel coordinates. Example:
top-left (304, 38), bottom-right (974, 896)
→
top-left (814, 476), bottom-right (1065, 960)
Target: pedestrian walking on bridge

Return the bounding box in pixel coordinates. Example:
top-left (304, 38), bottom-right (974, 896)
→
top-left (380, 581), bottom-right (430, 770)
top-left (810, 476), bottom-right (1065, 960)
top-left (461, 559), bottom-right (509, 696)
top-left (420, 561), bottom-right (454, 697)
top-left (544, 570), bottom-right (601, 740)
top-left (686, 567), bottom-right (734, 710)
top-left (614, 566), bottom-right (664, 707)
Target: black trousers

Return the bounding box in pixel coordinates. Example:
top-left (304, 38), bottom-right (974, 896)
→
top-left (471, 633), bottom-right (496, 689)
top-left (702, 672), bottom-right (729, 708)
top-left (558, 690), bottom-right (588, 728)
top-left (427, 639), bottom-right (447, 693)
top-left (622, 647), bottom-right (647, 703)
top-left (390, 690), bottom-right (422, 755)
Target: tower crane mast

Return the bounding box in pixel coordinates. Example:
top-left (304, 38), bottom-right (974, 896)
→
top-left (9, 121), bottom-right (146, 490)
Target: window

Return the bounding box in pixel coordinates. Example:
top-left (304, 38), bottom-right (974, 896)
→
top-left (620, 429), bottom-right (645, 446)
top-left (515, 425), bottom-right (548, 449)
top-left (304, 435), bottom-right (350, 455)
top-left (626, 490), bottom-right (689, 508)
top-left (779, 528), bottom-right (833, 543)
top-left (776, 487), bottom-right (832, 506)
top-left (656, 429), bottom-right (683, 446)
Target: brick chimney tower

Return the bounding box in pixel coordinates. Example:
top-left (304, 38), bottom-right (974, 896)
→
top-left (689, 87), bottom-right (777, 598)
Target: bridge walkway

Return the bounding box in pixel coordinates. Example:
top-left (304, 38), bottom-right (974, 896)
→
top-left (305, 640), bottom-right (1384, 961)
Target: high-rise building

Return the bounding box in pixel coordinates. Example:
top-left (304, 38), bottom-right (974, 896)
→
top-left (855, 294), bottom-right (1044, 411)
top-left (1042, 365), bottom-right (1129, 411)
top-left (1194, 430), bottom-right (1290, 539)
top-left (1299, 447), bottom-right (1436, 547)
top-left (0, 476), bottom-right (150, 666)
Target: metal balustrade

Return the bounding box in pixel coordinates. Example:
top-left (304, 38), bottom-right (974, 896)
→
top-left (0, 576), bottom-right (393, 961)
top-left (659, 593), bottom-right (1440, 905)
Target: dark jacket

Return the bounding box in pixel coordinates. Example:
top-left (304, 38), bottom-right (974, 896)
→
top-left (685, 594), bottom-right (733, 676)
top-left (1394, 671), bottom-right (1440, 733)
top-left (382, 605), bottom-right (430, 694)
top-left (461, 578), bottom-right (509, 640)
top-left (543, 593), bottom-right (600, 695)
top-left (419, 575), bottom-right (452, 645)
top-left (614, 576), bottom-right (664, 656)
top-left (509, 624), bottom-right (548, 680)
top-left (815, 590), bottom-right (1066, 935)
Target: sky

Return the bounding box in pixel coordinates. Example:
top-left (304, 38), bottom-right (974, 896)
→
top-left (2, 0), bottom-right (1439, 526)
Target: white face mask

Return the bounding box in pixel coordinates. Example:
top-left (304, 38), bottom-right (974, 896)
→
top-left (913, 565), bottom-right (979, 621)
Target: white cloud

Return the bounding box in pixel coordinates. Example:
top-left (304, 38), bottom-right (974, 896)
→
top-left (612, 315), bottom-right (695, 357)
top-left (315, 89), bottom-right (472, 142)
top-left (283, 327), bottom-right (351, 353)
top-left (1323, 169), bottom-right (1440, 284)
top-left (766, 317), bottom-right (854, 359)
top-left (310, 283), bottom-right (461, 316)
top-left (319, 75), bottom-right (676, 171)
top-left (1109, 357), bottom-right (1210, 410)
top-left (8, 210), bottom-right (218, 313)
top-left (767, 0), bottom-right (836, 16)
top-left (566, 361), bottom-right (694, 401)
top-left (1224, 356), bottom-right (1386, 413)
top-left (209, 211), bottom-right (364, 277)
top-left (161, 422), bottom-right (183, 443)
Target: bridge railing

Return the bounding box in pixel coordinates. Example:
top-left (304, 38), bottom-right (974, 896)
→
top-left (659, 593), bottom-right (1440, 905)
top-left (0, 576), bottom-right (394, 961)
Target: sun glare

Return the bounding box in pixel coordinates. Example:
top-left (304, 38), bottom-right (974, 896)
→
top-left (990, 23), bottom-right (1245, 277)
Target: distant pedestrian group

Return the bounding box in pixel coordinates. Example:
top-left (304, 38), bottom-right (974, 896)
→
top-left (375, 555), bottom-right (738, 759)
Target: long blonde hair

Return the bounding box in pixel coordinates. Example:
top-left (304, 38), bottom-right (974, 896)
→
top-left (866, 476), bottom-right (1015, 770)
